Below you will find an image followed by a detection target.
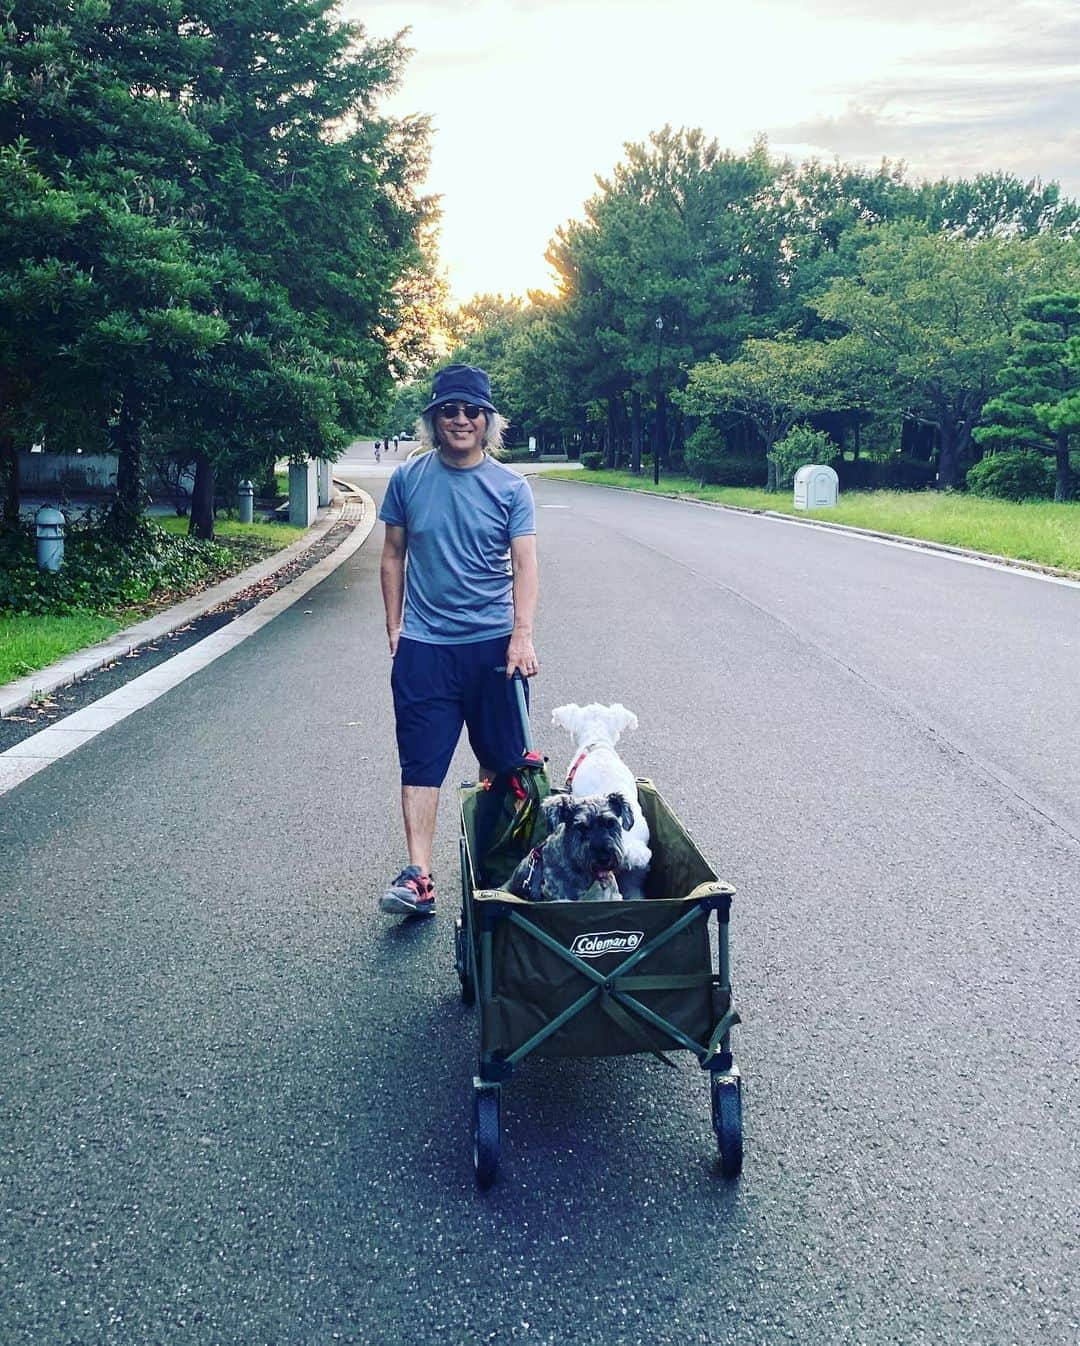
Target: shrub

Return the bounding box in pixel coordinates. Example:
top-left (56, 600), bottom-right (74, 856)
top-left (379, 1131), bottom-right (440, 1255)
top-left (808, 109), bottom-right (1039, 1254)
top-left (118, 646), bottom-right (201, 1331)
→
top-left (684, 425), bottom-right (767, 487)
top-left (0, 518), bottom-right (232, 615)
top-left (965, 450), bottom-right (1055, 501)
top-left (836, 456), bottom-right (938, 491)
top-left (770, 424), bottom-right (837, 489)
top-left (702, 454), bottom-right (768, 487)
top-left (684, 424), bottom-right (725, 483)
top-left (581, 452), bottom-right (604, 471)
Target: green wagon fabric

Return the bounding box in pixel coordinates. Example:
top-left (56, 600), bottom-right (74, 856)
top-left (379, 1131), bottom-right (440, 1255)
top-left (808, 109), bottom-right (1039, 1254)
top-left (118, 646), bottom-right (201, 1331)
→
top-left (460, 780), bottom-right (736, 1061)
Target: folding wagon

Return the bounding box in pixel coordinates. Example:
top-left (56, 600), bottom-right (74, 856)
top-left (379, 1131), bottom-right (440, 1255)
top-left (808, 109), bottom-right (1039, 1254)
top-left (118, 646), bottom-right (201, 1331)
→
top-left (454, 774), bottom-right (743, 1188)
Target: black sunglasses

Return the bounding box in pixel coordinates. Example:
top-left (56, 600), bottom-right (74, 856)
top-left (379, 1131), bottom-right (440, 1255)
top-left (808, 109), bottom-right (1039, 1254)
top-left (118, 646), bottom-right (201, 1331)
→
top-left (436, 401), bottom-right (484, 420)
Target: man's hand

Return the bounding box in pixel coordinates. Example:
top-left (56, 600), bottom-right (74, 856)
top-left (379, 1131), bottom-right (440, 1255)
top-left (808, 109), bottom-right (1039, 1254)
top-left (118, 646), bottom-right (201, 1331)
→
top-left (506, 632), bottom-right (538, 679)
top-left (387, 626), bottom-right (401, 657)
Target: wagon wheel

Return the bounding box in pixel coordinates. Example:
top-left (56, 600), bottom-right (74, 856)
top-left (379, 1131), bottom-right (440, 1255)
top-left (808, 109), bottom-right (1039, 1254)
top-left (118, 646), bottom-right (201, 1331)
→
top-left (710, 1070), bottom-right (743, 1178)
top-left (456, 837), bottom-right (476, 1005)
top-left (454, 915), bottom-right (475, 1006)
top-left (473, 1086), bottom-right (501, 1188)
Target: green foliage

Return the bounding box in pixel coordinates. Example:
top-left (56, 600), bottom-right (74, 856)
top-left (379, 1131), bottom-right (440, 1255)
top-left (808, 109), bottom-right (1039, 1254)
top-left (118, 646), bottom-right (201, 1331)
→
top-left (683, 424), bottom-right (767, 486)
top-left (974, 293), bottom-right (1080, 501)
top-left (683, 424), bottom-right (729, 483)
top-left (393, 131), bottom-right (1079, 496)
top-left (965, 450), bottom-right (1055, 501)
top-left (0, 518), bottom-right (231, 615)
top-left (581, 452), bottom-right (604, 470)
top-left (384, 380), bottom-right (431, 439)
top-left (770, 424), bottom-right (837, 488)
top-left (836, 456), bottom-right (937, 491)
top-left (0, 0), bottom-right (432, 541)
top-left (812, 225), bottom-right (1080, 487)
top-left (679, 335), bottom-right (858, 488)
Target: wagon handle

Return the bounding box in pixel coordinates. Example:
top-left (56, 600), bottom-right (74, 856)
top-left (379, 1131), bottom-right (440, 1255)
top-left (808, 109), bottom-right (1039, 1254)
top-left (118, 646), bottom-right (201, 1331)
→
top-left (495, 666), bottom-right (534, 754)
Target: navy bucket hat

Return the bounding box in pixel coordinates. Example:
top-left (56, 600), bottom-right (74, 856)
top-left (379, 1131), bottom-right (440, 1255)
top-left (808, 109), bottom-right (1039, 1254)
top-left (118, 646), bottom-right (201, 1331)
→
top-left (423, 364), bottom-right (497, 414)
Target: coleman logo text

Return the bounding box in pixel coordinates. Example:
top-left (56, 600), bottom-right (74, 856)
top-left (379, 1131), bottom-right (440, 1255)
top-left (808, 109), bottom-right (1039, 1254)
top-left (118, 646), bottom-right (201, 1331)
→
top-left (570, 931), bottom-right (645, 959)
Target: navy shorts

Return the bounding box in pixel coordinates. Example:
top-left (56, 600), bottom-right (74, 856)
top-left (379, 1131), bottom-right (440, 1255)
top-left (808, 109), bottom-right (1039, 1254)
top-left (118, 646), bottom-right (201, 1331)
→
top-left (391, 635), bottom-right (530, 787)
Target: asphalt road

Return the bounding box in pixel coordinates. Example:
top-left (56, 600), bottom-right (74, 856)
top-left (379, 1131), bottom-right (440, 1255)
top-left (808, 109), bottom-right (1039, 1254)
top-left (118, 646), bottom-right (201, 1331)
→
top-left (2, 472), bottom-right (1078, 1346)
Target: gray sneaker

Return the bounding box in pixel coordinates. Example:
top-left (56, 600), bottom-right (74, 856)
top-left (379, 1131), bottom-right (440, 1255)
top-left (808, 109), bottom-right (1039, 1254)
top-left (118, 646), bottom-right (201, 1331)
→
top-left (379, 865), bottom-right (437, 916)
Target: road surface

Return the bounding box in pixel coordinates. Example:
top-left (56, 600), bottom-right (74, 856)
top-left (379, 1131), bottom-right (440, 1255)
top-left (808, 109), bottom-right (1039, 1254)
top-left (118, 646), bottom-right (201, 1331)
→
top-left (2, 471), bottom-right (1077, 1345)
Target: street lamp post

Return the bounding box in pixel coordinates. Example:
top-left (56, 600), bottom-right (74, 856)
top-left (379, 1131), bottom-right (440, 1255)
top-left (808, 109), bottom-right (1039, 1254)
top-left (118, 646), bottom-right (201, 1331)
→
top-left (653, 315), bottom-right (664, 485)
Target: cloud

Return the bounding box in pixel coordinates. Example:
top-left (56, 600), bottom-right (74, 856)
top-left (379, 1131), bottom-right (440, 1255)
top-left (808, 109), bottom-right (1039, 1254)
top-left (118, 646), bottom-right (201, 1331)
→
top-left (766, 1), bottom-right (1080, 194)
top-left (346, 0), bottom-right (1080, 298)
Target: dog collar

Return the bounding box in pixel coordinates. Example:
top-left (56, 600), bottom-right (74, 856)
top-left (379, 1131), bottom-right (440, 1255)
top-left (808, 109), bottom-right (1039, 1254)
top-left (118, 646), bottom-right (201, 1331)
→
top-left (565, 743), bottom-right (603, 789)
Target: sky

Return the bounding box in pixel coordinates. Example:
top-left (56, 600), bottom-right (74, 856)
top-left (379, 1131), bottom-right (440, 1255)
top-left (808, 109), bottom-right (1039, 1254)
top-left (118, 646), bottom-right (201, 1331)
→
top-left (345, 0), bottom-right (1080, 303)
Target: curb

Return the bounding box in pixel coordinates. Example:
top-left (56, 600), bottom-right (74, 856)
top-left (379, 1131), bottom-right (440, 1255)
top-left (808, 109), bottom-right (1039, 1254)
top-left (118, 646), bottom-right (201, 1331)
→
top-left (0, 487), bottom-right (376, 719)
top-left (541, 475), bottom-right (1080, 585)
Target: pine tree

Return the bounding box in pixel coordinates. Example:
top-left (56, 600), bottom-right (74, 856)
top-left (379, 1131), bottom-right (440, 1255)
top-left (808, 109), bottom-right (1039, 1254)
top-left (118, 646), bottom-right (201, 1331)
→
top-left (1, 1), bottom-right (431, 538)
top-left (974, 294), bottom-right (1080, 502)
top-left (0, 2), bottom-right (226, 534)
top-left (167, 0), bottom-right (431, 535)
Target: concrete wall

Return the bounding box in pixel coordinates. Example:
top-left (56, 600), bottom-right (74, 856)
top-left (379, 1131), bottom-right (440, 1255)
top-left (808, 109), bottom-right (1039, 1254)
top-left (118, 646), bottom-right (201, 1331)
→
top-left (19, 451), bottom-right (117, 493)
top-left (18, 451), bottom-right (195, 500)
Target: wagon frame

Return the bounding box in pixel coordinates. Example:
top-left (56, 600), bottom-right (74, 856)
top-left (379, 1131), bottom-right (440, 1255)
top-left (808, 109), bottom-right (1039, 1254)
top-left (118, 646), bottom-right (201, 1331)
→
top-left (455, 776), bottom-right (743, 1188)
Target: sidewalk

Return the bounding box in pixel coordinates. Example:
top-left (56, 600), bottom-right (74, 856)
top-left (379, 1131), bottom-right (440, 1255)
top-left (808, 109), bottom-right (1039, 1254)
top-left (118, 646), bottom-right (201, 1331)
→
top-left (2, 491), bottom-right (376, 719)
top-left (0, 491), bottom-right (377, 791)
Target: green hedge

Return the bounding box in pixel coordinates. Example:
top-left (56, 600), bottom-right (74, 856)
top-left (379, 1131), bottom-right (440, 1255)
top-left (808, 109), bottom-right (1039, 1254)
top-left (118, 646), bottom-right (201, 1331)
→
top-left (836, 456), bottom-right (938, 491)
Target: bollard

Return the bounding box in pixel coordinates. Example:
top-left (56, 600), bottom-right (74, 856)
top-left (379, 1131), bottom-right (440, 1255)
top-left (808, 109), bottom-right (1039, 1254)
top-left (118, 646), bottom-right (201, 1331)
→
top-left (237, 479), bottom-right (254, 524)
top-left (35, 506), bottom-right (65, 573)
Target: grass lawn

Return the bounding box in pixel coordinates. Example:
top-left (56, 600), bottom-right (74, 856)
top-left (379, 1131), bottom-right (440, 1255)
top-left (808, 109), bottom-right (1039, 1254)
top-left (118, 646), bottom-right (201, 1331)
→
top-left (1, 516), bottom-right (309, 688)
top-left (0, 612), bottom-right (122, 685)
top-left (543, 469), bottom-right (1080, 574)
top-left (155, 515), bottom-right (306, 546)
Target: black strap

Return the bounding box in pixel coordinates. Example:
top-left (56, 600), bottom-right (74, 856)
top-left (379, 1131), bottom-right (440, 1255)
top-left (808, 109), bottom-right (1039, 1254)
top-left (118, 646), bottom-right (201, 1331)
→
top-left (612, 972), bottom-right (715, 992)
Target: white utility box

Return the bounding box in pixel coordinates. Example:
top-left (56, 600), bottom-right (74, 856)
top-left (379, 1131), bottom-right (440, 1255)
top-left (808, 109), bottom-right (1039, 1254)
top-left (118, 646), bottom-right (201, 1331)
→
top-left (794, 464), bottom-right (839, 510)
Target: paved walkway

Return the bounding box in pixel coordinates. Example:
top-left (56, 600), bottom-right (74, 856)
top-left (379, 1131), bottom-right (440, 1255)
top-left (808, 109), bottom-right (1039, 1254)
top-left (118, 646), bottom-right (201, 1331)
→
top-left (0, 494), bottom-right (377, 797)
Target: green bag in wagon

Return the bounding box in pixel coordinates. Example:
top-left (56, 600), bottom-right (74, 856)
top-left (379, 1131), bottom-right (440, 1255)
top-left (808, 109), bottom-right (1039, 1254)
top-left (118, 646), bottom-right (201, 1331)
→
top-left (472, 750), bottom-right (551, 888)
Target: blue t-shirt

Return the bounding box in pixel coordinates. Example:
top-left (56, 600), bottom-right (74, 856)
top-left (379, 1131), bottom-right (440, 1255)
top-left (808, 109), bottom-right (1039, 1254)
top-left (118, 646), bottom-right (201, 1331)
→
top-left (379, 451), bottom-right (536, 644)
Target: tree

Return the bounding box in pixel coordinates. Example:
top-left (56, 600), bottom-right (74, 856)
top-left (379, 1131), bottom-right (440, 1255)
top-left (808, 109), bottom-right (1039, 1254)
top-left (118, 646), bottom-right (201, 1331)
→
top-left (812, 225), bottom-right (1078, 487)
top-left (0, 4), bottom-right (228, 535)
top-left (679, 335), bottom-right (837, 490)
top-left (160, 1), bottom-right (430, 535)
top-left (397, 136), bottom-right (1080, 477)
top-left (0, 1), bottom-right (431, 539)
top-left (974, 294), bottom-right (1080, 501)
top-left (919, 171), bottom-right (1080, 240)
top-left (544, 129), bottom-right (787, 467)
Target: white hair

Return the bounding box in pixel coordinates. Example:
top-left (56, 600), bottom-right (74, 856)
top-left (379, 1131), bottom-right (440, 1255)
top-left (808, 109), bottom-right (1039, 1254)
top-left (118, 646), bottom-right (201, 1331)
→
top-left (415, 407), bottom-right (508, 459)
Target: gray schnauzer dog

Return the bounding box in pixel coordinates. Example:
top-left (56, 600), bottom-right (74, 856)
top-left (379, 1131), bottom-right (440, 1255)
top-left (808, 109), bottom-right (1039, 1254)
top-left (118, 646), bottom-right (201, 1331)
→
top-left (504, 792), bottom-right (635, 902)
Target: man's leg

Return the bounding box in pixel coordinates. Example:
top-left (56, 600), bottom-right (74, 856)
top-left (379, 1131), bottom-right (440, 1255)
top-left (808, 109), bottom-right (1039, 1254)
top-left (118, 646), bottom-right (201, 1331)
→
top-left (401, 784), bottom-right (440, 875)
top-left (381, 638), bottom-right (462, 916)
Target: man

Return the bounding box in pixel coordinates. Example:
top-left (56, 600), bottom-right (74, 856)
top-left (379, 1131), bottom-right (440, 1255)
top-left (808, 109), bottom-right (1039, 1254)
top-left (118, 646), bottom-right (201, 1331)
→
top-left (378, 364), bottom-right (539, 916)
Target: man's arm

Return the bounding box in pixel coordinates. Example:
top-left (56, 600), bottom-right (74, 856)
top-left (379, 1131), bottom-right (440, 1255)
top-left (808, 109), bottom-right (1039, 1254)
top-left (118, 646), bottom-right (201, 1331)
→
top-left (506, 533), bottom-right (538, 678)
top-left (380, 524), bottom-right (407, 656)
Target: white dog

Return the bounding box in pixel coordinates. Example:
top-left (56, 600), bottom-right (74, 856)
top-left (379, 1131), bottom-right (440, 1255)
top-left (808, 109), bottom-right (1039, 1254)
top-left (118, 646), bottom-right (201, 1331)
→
top-left (550, 703), bottom-right (652, 900)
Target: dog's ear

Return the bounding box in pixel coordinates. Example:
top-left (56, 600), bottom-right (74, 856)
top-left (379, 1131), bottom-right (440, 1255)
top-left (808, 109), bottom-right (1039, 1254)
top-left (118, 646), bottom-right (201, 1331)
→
top-left (607, 791), bottom-right (635, 831)
top-left (542, 793), bottom-right (576, 830)
top-left (609, 704), bottom-right (638, 734)
top-left (551, 704), bottom-right (581, 734)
